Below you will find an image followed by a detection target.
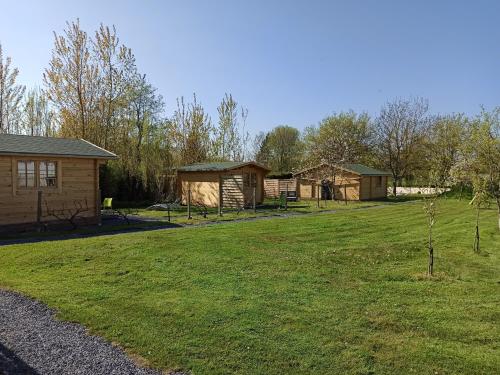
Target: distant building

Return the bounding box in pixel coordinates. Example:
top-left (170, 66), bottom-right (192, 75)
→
top-left (293, 163), bottom-right (391, 200)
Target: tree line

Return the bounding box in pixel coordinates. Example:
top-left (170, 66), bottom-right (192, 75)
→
top-left (0, 20), bottom-right (499, 230)
top-left (0, 20), bottom-right (251, 202)
top-left (254, 100), bottom-right (499, 230)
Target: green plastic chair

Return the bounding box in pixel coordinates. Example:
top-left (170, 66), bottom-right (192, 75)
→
top-left (102, 197), bottom-right (113, 210)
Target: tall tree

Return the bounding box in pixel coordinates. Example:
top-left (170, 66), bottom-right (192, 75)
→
top-left (171, 94), bottom-right (212, 165)
top-left (213, 93), bottom-right (241, 161)
top-left (256, 125), bottom-right (302, 174)
top-left (425, 114), bottom-right (467, 187)
top-left (304, 111), bottom-right (373, 167)
top-left (44, 19), bottom-right (100, 142)
top-left (93, 23), bottom-right (136, 148)
top-left (0, 43), bottom-right (25, 133)
top-left (302, 111), bottom-right (373, 199)
top-left (127, 74), bottom-right (164, 169)
top-left (375, 97), bottom-right (430, 196)
top-left (466, 109), bottom-right (500, 231)
top-left (22, 87), bottom-right (55, 136)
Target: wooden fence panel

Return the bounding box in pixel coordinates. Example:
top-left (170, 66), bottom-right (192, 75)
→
top-left (264, 179), bottom-right (297, 198)
top-left (221, 175), bottom-right (244, 208)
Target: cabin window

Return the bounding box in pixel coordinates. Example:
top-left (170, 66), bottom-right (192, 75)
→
top-left (376, 176), bottom-right (382, 187)
top-left (17, 161), bottom-right (36, 188)
top-left (39, 161), bottom-right (57, 187)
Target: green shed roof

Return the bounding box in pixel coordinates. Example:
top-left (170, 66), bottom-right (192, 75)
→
top-left (294, 163), bottom-right (390, 177)
top-left (177, 161), bottom-right (270, 172)
top-left (342, 163), bottom-right (391, 176)
top-left (0, 134), bottom-right (116, 159)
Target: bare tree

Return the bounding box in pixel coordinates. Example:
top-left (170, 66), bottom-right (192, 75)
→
top-left (93, 23), bottom-right (136, 149)
top-left (375, 97), bottom-right (430, 196)
top-left (171, 94), bottom-right (212, 165)
top-left (44, 199), bottom-right (90, 229)
top-left (0, 43), bottom-right (26, 133)
top-left (240, 107), bottom-right (251, 161)
top-left (470, 177), bottom-right (488, 253)
top-left (22, 87), bottom-right (56, 136)
top-left (44, 19), bottom-right (100, 142)
top-left (213, 93), bottom-right (241, 161)
top-left (423, 197), bottom-right (436, 276)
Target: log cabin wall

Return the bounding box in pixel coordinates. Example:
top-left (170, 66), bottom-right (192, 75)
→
top-left (0, 155), bottom-right (100, 226)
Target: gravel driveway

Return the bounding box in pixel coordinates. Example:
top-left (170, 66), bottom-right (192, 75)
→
top-left (0, 289), bottom-right (169, 375)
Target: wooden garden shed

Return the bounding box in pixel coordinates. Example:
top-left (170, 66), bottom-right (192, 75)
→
top-left (293, 163), bottom-right (391, 200)
top-left (177, 161), bottom-right (270, 208)
top-left (0, 134), bottom-right (116, 230)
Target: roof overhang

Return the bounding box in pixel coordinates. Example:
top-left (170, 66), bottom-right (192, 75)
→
top-left (0, 151), bottom-right (117, 160)
top-left (294, 163), bottom-right (391, 177)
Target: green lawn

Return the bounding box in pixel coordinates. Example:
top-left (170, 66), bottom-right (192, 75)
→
top-left (0, 198), bottom-right (499, 374)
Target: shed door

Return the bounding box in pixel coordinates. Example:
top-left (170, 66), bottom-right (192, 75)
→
top-left (221, 175), bottom-right (244, 208)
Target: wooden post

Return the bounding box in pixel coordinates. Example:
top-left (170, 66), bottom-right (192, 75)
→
top-left (167, 204), bottom-right (171, 222)
top-left (218, 176), bottom-right (223, 217)
top-left (317, 184), bottom-right (320, 208)
top-left (96, 189), bottom-right (102, 226)
top-left (253, 186), bottom-right (256, 213)
top-left (344, 184), bottom-right (347, 205)
top-left (37, 190), bottom-right (43, 230)
top-left (285, 183), bottom-right (288, 211)
top-left (321, 184), bottom-right (328, 208)
top-left (187, 188), bottom-right (192, 220)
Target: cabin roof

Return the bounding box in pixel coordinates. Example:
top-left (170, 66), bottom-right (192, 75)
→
top-left (0, 134), bottom-right (117, 159)
top-left (294, 163), bottom-right (391, 177)
top-left (177, 161), bottom-right (271, 172)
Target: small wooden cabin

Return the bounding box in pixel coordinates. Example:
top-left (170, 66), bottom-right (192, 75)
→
top-left (0, 134), bottom-right (116, 230)
top-left (177, 161), bottom-right (270, 208)
top-left (293, 163), bottom-right (390, 200)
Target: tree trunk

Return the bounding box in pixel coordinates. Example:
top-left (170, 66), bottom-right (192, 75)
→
top-left (392, 179), bottom-right (397, 196)
top-left (473, 207), bottom-right (480, 253)
top-left (428, 245), bottom-right (433, 276)
top-left (428, 226), bottom-right (433, 276)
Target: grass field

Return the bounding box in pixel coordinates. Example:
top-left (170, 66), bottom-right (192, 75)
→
top-left (0, 198), bottom-right (499, 374)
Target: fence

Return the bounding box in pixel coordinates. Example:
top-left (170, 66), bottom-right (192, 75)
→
top-left (264, 178), bottom-right (297, 198)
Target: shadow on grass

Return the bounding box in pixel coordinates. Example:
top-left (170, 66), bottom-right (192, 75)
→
top-left (0, 342), bottom-right (39, 375)
top-left (381, 195), bottom-right (426, 203)
top-left (0, 216), bottom-right (181, 246)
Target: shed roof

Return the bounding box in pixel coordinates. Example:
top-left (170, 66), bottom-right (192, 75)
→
top-left (294, 163), bottom-right (390, 177)
top-left (342, 163), bottom-right (391, 176)
top-left (177, 161), bottom-right (270, 172)
top-left (0, 134), bottom-right (117, 159)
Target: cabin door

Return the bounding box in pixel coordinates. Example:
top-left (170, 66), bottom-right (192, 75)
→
top-left (242, 172), bottom-right (257, 207)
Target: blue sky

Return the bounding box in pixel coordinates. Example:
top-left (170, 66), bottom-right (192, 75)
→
top-left (1, 0), bottom-right (499, 134)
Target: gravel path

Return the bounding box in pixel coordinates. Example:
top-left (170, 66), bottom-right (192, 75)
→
top-left (0, 289), bottom-right (167, 375)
